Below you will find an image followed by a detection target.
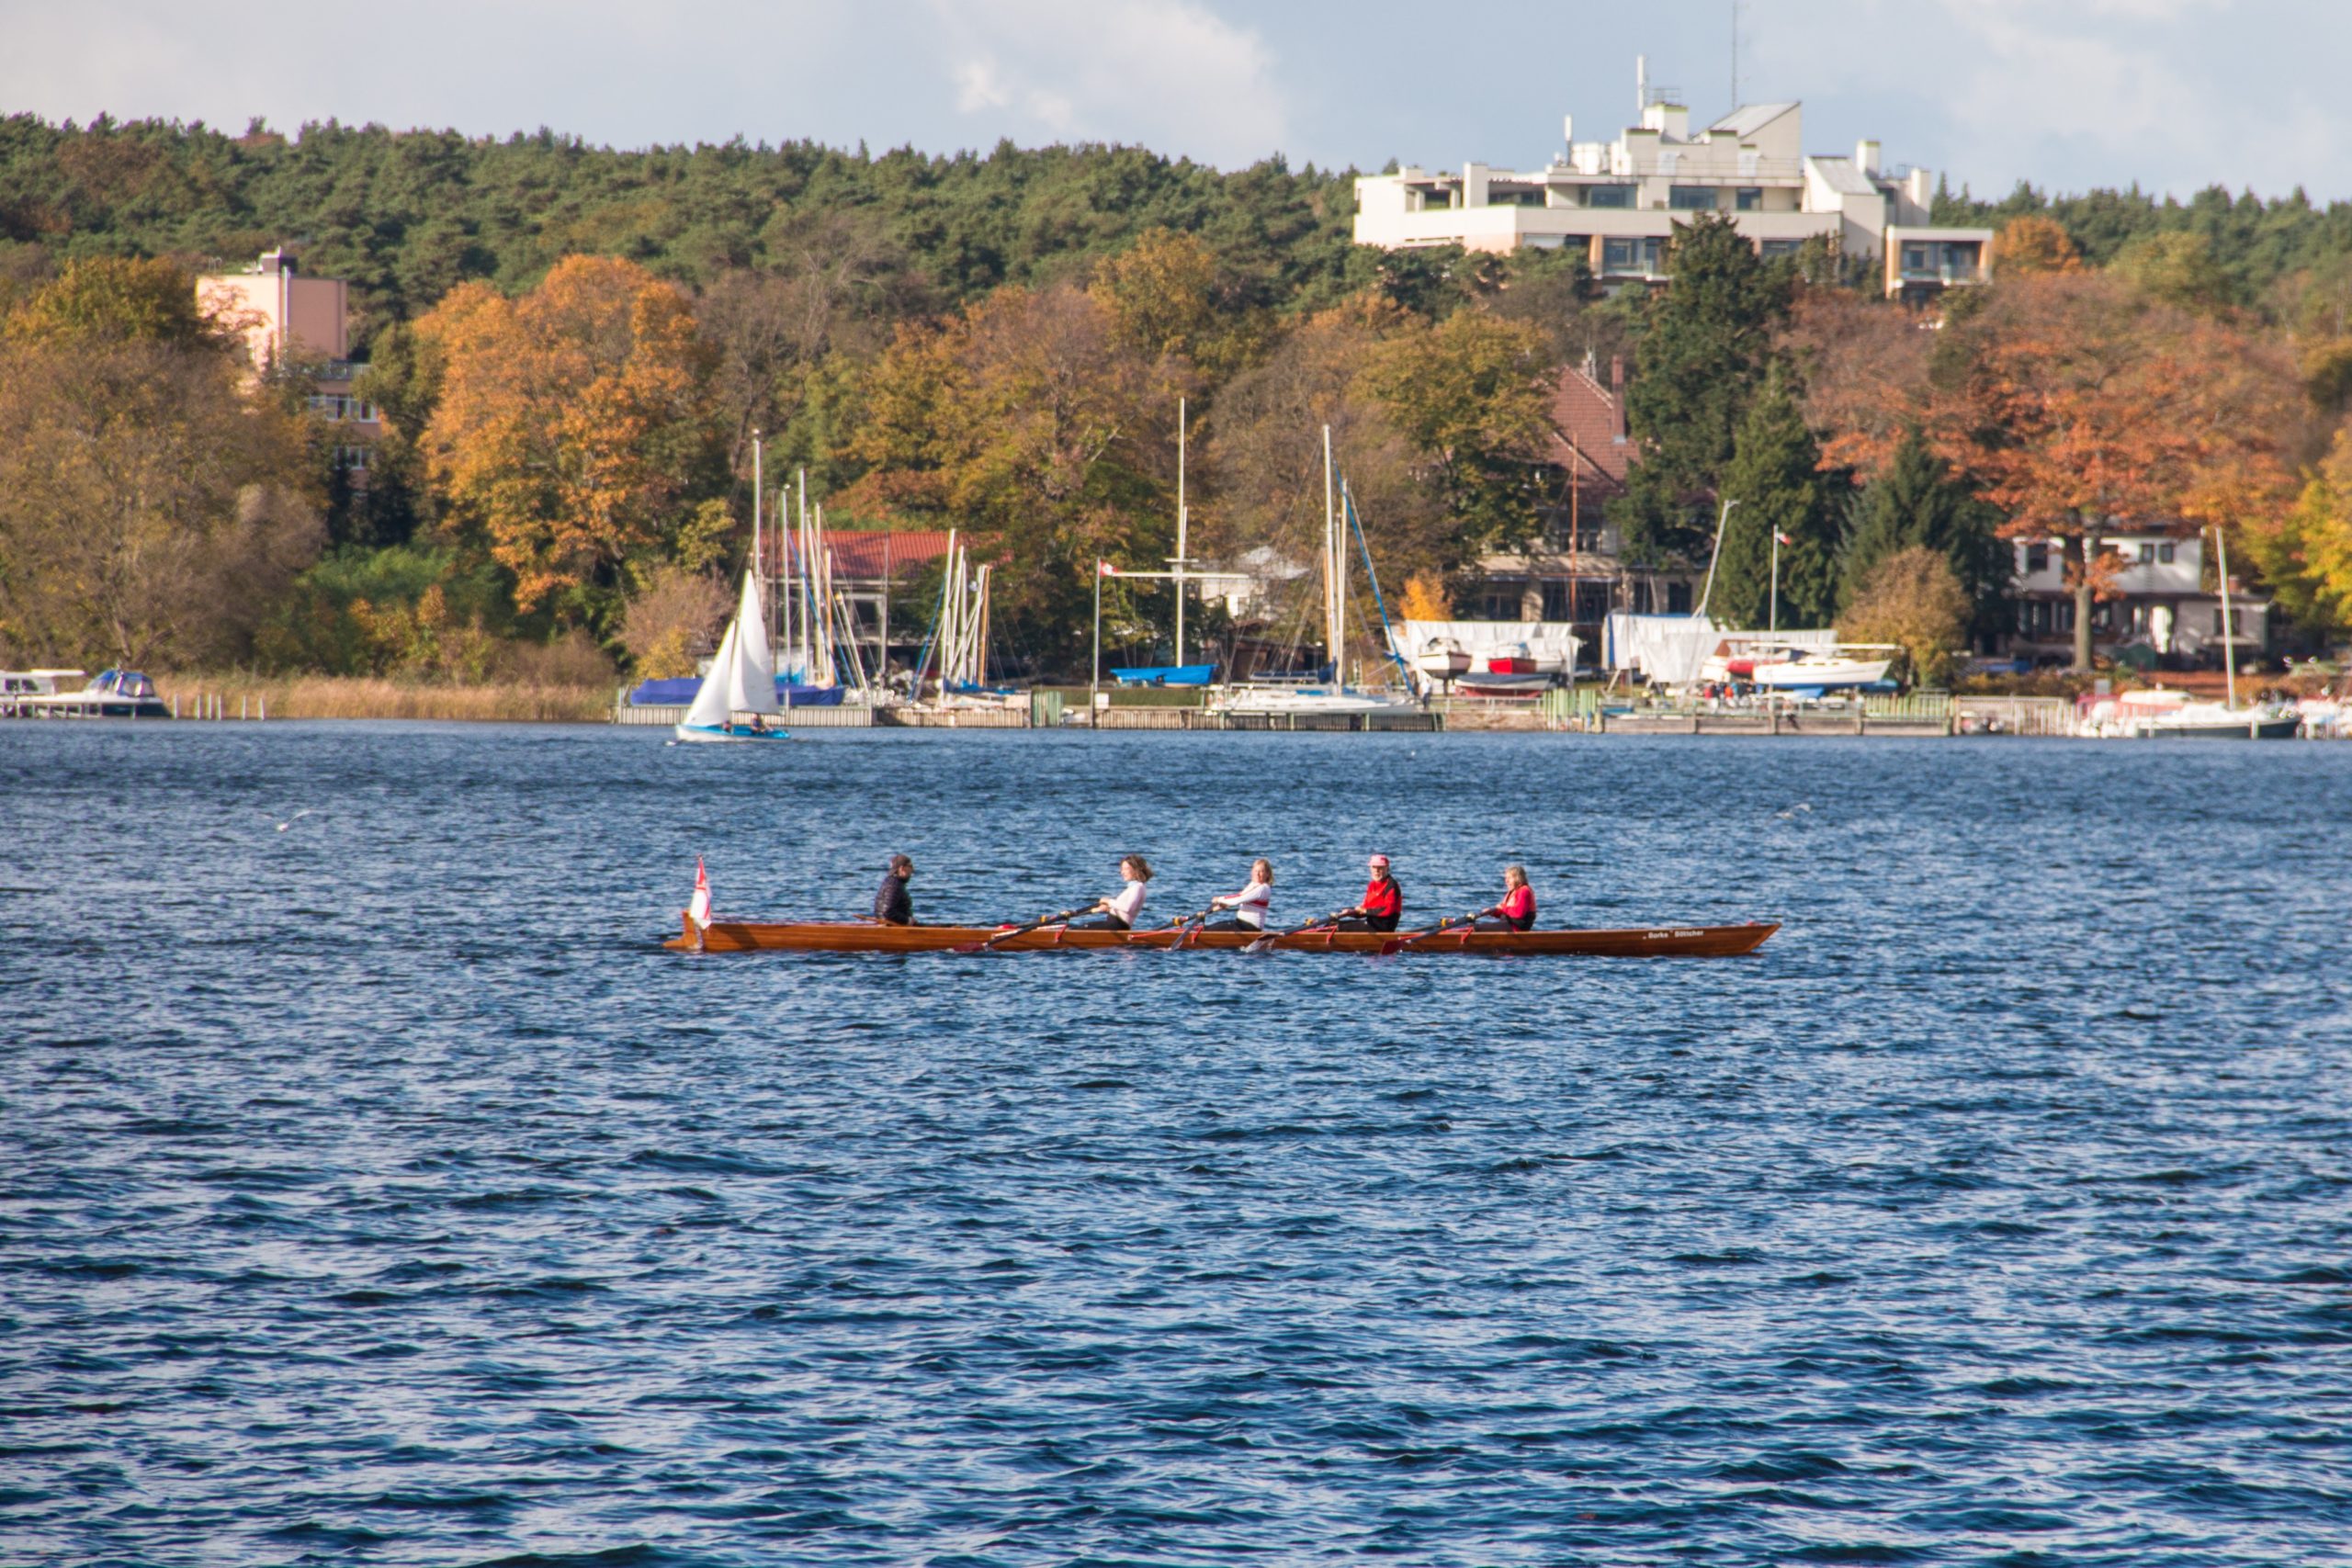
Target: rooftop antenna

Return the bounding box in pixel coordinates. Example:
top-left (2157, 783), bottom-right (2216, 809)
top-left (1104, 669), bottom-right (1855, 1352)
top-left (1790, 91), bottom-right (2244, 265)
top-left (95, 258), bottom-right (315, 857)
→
top-left (1730, 0), bottom-right (1742, 108)
top-left (1636, 53), bottom-right (1647, 118)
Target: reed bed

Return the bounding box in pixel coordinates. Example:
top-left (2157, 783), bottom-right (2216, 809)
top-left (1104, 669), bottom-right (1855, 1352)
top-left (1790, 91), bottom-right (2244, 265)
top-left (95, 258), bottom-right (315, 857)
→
top-left (155, 673), bottom-right (616, 723)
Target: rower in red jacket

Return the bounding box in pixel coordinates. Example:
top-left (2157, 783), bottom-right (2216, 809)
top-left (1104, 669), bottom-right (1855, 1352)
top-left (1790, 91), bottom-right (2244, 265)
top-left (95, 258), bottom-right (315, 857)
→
top-left (1334, 853), bottom-right (1404, 932)
top-left (1475, 864), bottom-right (1537, 931)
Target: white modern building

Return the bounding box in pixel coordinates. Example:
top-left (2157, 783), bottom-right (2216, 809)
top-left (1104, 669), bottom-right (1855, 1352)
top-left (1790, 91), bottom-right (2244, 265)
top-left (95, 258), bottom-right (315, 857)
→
top-left (1353, 62), bottom-right (1994, 299)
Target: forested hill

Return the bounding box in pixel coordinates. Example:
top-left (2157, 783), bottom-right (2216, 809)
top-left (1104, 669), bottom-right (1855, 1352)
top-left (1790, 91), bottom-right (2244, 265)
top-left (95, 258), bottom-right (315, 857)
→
top-left (11, 115), bottom-right (2352, 347)
top-left (0, 114), bottom-right (1364, 346)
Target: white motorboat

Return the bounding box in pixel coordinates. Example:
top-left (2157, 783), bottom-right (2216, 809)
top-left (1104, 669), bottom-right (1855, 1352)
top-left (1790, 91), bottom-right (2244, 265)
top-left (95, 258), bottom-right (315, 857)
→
top-left (1414, 637), bottom-right (1470, 681)
top-left (1703, 640), bottom-right (1895, 691)
top-left (1210, 682), bottom-right (1418, 716)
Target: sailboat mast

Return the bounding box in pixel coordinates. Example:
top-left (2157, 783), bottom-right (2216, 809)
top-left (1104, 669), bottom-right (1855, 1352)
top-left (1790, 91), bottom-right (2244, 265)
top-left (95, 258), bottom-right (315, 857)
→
top-left (752, 432), bottom-right (767, 659)
top-left (2214, 525), bottom-right (2238, 711)
top-left (1175, 395), bottom-right (1187, 669)
top-left (1323, 423), bottom-right (1339, 681)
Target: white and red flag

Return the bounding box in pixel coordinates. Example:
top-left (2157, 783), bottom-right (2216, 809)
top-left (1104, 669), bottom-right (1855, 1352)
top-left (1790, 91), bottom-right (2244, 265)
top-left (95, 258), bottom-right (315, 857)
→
top-left (1097, 560), bottom-right (1117, 577)
top-left (688, 857), bottom-right (712, 931)
top-left (1774, 531), bottom-right (1793, 545)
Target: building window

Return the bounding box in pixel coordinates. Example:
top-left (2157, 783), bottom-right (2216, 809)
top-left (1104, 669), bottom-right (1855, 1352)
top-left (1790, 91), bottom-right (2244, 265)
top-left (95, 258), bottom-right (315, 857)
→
top-left (1575, 581), bottom-right (1613, 623)
top-left (1481, 590), bottom-right (1522, 620)
top-left (334, 444), bottom-right (372, 470)
top-left (1902, 245), bottom-right (1930, 275)
top-left (2139, 542), bottom-right (2155, 564)
top-left (2213, 608), bottom-right (2227, 636)
top-left (1602, 236), bottom-right (1665, 275)
top-left (1541, 581), bottom-right (1573, 621)
top-left (1735, 187), bottom-right (1763, 211)
top-left (1758, 239), bottom-right (1802, 260)
top-left (2158, 542), bottom-right (2176, 564)
top-left (1668, 186), bottom-right (1717, 210)
top-left (1585, 184), bottom-right (1634, 209)
top-left (1667, 581), bottom-right (1692, 615)
top-left (2027, 544), bottom-right (2049, 574)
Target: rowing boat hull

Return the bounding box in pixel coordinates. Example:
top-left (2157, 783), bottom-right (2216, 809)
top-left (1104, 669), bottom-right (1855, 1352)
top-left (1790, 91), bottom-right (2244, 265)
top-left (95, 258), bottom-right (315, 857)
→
top-left (667, 914), bottom-right (1779, 957)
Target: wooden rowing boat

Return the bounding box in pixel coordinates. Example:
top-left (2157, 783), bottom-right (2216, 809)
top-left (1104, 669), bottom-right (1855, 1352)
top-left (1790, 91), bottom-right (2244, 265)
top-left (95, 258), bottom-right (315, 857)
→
top-left (667, 913), bottom-right (1779, 957)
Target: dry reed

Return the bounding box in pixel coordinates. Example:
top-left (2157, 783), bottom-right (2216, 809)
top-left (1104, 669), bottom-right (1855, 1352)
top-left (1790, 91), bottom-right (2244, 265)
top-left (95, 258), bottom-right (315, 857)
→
top-left (154, 672), bottom-right (616, 723)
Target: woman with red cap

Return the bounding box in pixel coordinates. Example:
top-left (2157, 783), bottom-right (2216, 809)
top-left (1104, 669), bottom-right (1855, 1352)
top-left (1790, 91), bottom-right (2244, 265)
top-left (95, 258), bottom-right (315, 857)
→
top-left (1334, 853), bottom-right (1404, 932)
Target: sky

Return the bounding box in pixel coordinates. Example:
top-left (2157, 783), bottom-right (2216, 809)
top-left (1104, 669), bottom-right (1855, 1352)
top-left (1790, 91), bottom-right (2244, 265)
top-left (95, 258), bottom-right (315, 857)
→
top-left (4, 0), bottom-right (2349, 202)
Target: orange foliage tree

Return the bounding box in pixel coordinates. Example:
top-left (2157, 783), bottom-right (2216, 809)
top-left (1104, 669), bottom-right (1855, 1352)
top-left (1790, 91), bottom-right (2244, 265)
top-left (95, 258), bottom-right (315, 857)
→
top-left (415, 256), bottom-right (722, 616)
top-left (1993, 216), bottom-right (2083, 276)
top-left (1930, 272), bottom-right (2301, 669)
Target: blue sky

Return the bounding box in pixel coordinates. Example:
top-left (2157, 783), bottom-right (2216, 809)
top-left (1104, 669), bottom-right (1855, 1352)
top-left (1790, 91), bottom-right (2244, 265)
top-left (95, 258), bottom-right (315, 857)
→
top-left (5, 0), bottom-right (2348, 201)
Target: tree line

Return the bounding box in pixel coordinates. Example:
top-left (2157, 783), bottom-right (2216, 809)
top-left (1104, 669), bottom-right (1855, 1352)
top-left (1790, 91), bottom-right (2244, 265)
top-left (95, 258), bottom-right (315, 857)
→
top-left (2, 114), bottom-right (2350, 682)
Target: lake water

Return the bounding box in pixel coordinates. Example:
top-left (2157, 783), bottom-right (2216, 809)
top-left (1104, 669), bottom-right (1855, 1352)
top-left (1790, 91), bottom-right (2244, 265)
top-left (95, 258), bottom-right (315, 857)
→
top-left (4, 723), bottom-right (2349, 1567)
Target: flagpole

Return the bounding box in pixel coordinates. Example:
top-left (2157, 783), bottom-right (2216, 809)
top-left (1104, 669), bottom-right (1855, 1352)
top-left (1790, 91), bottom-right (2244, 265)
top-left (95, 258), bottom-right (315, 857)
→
top-left (1770, 526), bottom-right (1781, 637)
top-left (1091, 562), bottom-right (1103, 731)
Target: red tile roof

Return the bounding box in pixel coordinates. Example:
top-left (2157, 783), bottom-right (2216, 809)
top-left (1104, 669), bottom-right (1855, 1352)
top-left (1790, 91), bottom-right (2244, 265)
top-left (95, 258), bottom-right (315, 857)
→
top-left (759, 529), bottom-right (959, 581)
top-left (1542, 365), bottom-right (1633, 487)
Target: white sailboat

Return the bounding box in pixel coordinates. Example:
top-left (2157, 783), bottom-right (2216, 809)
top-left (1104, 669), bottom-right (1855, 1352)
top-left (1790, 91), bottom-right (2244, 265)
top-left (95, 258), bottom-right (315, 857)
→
top-left (674, 570), bottom-right (788, 742)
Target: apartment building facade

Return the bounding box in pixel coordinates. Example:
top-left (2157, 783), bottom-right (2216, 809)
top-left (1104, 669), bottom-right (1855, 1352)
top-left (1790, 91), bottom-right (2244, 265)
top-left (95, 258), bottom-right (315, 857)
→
top-left (197, 248), bottom-right (379, 475)
top-left (1353, 67), bottom-right (1994, 299)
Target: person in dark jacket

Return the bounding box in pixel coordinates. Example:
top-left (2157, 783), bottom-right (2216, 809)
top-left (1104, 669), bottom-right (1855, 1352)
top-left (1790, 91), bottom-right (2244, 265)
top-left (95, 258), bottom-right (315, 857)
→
top-left (873, 854), bottom-right (915, 925)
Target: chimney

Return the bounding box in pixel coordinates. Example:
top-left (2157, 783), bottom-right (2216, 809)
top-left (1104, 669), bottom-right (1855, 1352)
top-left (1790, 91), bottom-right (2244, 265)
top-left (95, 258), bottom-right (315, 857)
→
top-left (1855, 139), bottom-right (1882, 176)
top-left (1610, 355), bottom-right (1627, 440)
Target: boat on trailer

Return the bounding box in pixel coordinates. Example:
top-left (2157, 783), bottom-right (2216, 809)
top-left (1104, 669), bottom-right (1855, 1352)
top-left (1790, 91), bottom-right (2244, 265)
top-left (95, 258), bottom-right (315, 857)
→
top-left (667, 913), bottom-right (1779, 957)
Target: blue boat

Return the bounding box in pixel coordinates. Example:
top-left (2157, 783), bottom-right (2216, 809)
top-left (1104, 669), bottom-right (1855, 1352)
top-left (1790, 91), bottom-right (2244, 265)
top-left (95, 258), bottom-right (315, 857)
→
top-left (1109, 662), bottom-right (1215, 687)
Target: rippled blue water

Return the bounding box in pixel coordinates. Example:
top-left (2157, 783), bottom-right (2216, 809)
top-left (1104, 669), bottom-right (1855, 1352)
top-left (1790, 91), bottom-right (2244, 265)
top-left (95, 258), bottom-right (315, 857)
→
top-left (4, 722), bottom-right (2350, 1567)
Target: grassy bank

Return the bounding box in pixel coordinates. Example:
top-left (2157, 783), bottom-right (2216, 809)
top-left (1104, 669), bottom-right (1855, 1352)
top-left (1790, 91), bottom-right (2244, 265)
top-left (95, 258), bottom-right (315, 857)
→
top-left (157, 672), bottom-right (616, 723)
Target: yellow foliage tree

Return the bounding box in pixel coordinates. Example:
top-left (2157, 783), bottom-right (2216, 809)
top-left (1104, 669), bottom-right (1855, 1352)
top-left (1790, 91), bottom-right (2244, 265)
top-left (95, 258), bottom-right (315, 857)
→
top-left (1840, 547), bottom-right (1971, 689)
top-left (1399, 574), bottom-right (1453, 623)
top-left (415, 256), bottom-right (722, 614)
top-left (2245, 429), bottom-right (2352, 635)
top-left (1994, 216), bottom-right (2083, 276)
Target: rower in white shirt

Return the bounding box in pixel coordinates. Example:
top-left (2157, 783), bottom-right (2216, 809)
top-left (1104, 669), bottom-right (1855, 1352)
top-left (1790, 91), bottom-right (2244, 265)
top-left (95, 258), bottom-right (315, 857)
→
top-left (1204, 858), bottom-right (1274, 931)
top-left (1078, 854), bottom-right (1153, 931)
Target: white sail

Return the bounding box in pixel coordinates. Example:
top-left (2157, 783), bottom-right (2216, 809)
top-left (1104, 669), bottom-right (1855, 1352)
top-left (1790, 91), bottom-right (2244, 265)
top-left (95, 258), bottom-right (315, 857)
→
top-left (730, 569), bottom-right (776, 709)
top-left (682, 618), bottom-right (741, 729)
top-left (681, 571), bottom-right (781, 729)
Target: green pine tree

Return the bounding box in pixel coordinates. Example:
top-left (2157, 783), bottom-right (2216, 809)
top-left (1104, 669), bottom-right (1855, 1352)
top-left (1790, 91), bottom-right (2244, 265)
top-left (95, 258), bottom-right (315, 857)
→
top-left (1838, 423), bottom-right (2010, 645)
top-left (1608, 213), bottom-right (1794, 568)
top-left (1710, 365), bottom-right (1838, 630)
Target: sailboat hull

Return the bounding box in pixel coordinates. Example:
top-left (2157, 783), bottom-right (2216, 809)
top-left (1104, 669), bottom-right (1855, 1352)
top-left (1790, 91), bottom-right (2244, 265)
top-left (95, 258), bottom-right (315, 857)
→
top-left (673, 723), bottom-right (791, 743)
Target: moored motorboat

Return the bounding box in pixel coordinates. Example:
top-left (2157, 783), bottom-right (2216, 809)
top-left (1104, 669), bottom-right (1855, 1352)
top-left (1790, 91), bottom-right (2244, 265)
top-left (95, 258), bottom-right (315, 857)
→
top-left (667, 913), bottom-right (1780, 957)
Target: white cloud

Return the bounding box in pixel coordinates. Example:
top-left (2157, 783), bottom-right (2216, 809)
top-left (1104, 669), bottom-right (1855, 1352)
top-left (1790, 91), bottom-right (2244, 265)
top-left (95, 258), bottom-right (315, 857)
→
top-left (922, 0), bottom-right (1292, 166)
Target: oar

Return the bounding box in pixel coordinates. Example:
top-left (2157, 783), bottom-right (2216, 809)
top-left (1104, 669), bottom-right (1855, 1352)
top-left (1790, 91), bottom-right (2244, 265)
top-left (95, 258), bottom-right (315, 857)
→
top-left (1245, 908), bottom-right (1352, 954)
top-left (1131, 904), bottom-right (1219, 944)
top-left (1380, 909), bottom-right (1492, 956)
top-left (955, 904), bottom-right (1087, 954)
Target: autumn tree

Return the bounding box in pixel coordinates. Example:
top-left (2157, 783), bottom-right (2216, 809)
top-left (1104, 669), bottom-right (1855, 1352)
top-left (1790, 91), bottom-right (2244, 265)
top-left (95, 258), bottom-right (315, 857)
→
top-left (1358, 307), bottom-right (1554, 557)
top-left (2244, 428), bottom-right (2352, 636)
top-left (1777, 285), bottom-right (1933, 479)
top-left (1204, 306), bottom-right (1447, 658)
top-left (841, 282), bottom-right (1182, 662)
top-left (1994, 216), bottom-right (2083, 276)
top-left (1711, 366), bottom-right (1839, 630)
top-left (0, 277), bottom-right (321, 666)
top-left (1931, 271), bottom-right (2300, 669)
top-left (2109, 231), bottom-right (2234, 316)
top-left (1841, 547), bottom-right (1972, 688)
top-left (414, 255), bottom-right (725, 621)
top-left (1611, 213), bottom-right (1794, 566)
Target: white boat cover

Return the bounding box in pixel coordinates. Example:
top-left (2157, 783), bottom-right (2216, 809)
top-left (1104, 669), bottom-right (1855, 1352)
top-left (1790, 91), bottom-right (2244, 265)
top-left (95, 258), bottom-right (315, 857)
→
top-left (1603, 614), bottom-right (1721, 683)
top-left (1388, 619), bottom-right (1579, 673)
top-left (683, 571), bottom-right (783, 728)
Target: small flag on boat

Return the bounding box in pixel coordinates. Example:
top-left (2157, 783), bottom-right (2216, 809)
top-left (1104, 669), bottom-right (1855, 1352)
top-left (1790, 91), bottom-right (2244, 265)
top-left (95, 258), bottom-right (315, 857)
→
top-left (1097, 559), bottom-right (1117, 577)
top-left (1774, 531), bottom-right (1793, 545)
top-left (689, 857), bottom-right (711, 931)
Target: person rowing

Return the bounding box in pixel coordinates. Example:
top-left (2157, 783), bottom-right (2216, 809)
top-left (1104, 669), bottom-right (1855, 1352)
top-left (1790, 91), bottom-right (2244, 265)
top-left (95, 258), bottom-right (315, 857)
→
top-left (872, 853), bottom-right (916, 926)
top-left (1332, 852), bottom-right (1403, 933)
top-left (1202, 859), bottom-right (1273, 931)
top-left (1074, 853), bottom-right (1152, 931)
top-left (1473, 863), bottom-right (1537, 932)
